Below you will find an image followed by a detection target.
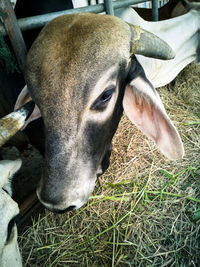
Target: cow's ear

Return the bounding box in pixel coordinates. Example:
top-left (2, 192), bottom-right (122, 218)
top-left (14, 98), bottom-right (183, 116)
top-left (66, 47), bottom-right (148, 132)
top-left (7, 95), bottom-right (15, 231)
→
top-left (14, 85), bottom-right (41, 129)
top-left (123, 74), bottom-right (184, 160)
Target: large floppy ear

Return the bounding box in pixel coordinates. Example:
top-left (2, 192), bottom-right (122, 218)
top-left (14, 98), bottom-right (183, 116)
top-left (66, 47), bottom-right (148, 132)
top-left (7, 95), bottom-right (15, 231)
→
top-left (14, 85), bottom-right (41, 129)
top-left (123, 63), bottom-right (184, 160)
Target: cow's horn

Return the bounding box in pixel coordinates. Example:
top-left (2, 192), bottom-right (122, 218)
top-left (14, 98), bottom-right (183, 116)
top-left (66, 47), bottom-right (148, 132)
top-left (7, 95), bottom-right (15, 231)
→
top-left (129, 25), bottom-right (175, 60)
top-left (0, 100), bottom-right (35, 147)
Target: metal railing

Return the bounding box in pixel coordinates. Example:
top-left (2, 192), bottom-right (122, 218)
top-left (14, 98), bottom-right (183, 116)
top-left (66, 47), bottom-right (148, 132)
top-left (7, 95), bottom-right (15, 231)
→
top-left (0, 0), bottom-right (159, 35)
top-left (0, 0), bottom-right (159, 71)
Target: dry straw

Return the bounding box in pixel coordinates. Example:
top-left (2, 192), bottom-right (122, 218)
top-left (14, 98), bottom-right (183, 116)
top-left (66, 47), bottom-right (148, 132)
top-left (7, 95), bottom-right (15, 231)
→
top-left (19, 62), bottom-right (200, 266)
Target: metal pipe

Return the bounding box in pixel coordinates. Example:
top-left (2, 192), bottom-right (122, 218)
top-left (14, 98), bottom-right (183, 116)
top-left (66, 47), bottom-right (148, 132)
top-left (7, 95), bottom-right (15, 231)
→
top-left (104, 0), bottom-right (114, 15)
top-left (0, 0), bottom-right (149, 34)
top-left (152, 0), bottom-right (159, 21)
top-left (0, 4), bottom-right (104, 34)
top-left (114, 0), bottom-right (147, 9)
top-left (0, 0), bottom-right (27, 71)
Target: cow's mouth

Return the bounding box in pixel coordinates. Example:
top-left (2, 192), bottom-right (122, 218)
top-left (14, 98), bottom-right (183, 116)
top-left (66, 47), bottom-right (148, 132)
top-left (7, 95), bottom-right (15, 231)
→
top-left (36, 144), bottom-right (113, 213)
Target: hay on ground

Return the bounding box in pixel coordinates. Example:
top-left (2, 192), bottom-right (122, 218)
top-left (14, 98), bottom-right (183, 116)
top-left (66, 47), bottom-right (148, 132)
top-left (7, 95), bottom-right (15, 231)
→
top-left (19, 62), bottom-right (200, 267)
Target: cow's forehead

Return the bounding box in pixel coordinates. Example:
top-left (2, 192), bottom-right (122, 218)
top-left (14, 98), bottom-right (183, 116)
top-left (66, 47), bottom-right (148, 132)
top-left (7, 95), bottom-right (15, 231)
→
top-left (26, 13), bottom-right (131, 86)
top-left (42, 13), bottom-right (132, 54)
top-left (26, 13), bottom-right (131, 122)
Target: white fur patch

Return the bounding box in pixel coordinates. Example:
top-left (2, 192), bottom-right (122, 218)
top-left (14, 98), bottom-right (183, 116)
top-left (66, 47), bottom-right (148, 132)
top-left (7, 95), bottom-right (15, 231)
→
top-left (0, 160), bottom-right (22, 267)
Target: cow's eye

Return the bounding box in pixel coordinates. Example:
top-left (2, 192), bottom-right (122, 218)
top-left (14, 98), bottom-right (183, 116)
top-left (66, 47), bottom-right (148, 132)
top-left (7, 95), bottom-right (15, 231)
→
top-left (91, 87), bottom-right (115, 111)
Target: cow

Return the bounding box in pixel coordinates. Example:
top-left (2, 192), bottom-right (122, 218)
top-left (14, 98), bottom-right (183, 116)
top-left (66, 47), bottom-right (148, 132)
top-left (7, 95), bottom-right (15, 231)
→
top-left (8, 12), bottom-right (184, 213)
top-left (115, 0), bottom-right (200, 87)
top-left (2, 0), bottom-right (192, 153)
top-left (0, 159), bottom-right (22, 267)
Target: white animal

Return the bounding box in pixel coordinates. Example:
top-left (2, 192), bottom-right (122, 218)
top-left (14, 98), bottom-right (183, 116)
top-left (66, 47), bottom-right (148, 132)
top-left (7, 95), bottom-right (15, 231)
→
top-left (115, 2), bottom-right (200, 88)
top-left (0, 159), bottom-right (22, 267)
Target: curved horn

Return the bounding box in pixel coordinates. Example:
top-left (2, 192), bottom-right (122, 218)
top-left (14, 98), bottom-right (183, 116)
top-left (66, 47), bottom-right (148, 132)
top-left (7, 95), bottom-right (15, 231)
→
top-left (0, 100), bottom-right (35, 147)
top-left (129, 25), bottom-right (175, 60)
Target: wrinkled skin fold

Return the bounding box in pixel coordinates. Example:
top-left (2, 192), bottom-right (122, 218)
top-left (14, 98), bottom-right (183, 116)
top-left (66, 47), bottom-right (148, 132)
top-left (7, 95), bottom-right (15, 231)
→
top-left (0, 159), bottom-right (22, 267)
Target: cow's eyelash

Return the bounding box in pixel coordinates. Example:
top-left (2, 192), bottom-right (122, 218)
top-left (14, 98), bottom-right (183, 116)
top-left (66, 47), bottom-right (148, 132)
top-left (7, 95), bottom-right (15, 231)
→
top-left (91, 87), bottom-right (116, 111)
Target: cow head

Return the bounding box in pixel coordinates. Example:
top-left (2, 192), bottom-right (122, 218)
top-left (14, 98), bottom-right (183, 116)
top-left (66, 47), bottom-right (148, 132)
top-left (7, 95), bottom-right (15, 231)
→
top-left (0, 159), bottom-right (22, 267)
top-left (15, 13), bottom-right (184, 212)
